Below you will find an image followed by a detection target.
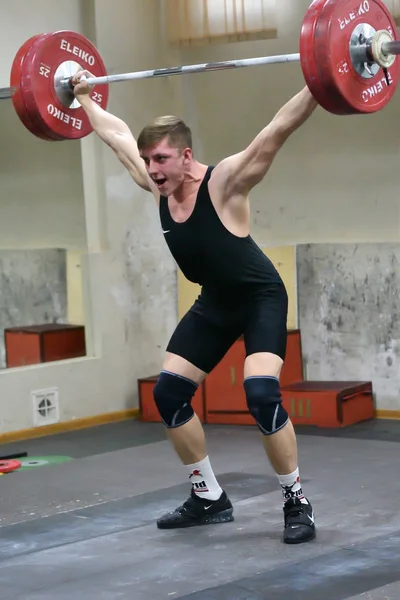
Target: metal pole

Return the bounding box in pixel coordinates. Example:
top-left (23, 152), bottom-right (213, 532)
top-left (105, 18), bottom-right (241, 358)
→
top-left (381, 40), bottom-right (400, 56)
top-left (0, 87), bottom-right (13, 100)
top-left (1, 53), bottom-right (301, 98)
top-left (83, 53), bottom-right (301, 86)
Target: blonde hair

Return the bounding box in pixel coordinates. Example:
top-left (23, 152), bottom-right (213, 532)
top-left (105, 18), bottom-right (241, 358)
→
top-left (137, 116), bottom-right (192, 153)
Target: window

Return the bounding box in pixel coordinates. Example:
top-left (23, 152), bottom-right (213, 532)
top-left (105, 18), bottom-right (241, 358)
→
top-left (166, 0), bottom-right (277, 46)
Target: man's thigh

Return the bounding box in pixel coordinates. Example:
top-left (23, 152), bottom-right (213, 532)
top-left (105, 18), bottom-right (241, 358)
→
top-left (165, 307), bottom-right (242, 379)
top-left (242, 291), bottom-right (288, 379)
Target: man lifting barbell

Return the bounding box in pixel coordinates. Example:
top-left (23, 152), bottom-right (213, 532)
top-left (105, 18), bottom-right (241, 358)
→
top-left (72, 70), bottom-right (318, 544)
top-left (71, 0), bottom-right (399, 546)
top-left (5, 0), bottom-right (400, 545)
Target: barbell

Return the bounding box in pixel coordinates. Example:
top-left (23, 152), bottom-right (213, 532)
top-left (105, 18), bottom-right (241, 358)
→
top-left (2, 0), bottom-right (400, 142)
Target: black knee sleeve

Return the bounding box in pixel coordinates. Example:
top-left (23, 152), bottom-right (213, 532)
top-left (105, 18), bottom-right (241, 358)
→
top-left (244, 376), bottom-right (288, 435)
top-left (153, 370), bottom-right (197, 428)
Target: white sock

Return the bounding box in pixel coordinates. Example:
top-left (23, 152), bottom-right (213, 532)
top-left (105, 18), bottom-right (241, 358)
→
top-left (186, 456), bottom-right (223, 501)
top-left (277, 467), bottom-right (309, 505)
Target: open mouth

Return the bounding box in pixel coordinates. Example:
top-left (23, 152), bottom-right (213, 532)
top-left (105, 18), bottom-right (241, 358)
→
top-left (154, 178), bottom-right (167, 188)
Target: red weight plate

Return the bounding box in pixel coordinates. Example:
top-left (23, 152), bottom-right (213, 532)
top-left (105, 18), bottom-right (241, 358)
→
top-left (0, 459), bottom-right (22, 473)
top-left (314, 0), bottom-right (400, 114)
top-left (300, 0), bottom-right (354, 115)
top-left (10, 35), bottom-right (56, 141)
top-left (12, 34), bottom-right (64, 141)
top-left (21, 31), bottom-right (109, 140)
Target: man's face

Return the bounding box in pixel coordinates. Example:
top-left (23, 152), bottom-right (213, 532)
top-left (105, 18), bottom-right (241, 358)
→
top-left (141, 137), bottom-right (191, 195)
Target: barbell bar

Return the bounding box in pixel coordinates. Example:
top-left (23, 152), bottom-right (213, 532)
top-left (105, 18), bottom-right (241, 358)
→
top-left (2, 51), bottom-right (305, 100)
top-left (382, 40), bottom-right (400, 55)
top-left (3, 0), bottom-right (400, 141)
top-left (66, 53), bottom-right (303, 89)
top-left (0, 87), bottom-right (13, 100)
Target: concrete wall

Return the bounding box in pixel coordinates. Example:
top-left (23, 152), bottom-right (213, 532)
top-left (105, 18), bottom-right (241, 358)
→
top-left (297, 243), bottom-right (400, 409)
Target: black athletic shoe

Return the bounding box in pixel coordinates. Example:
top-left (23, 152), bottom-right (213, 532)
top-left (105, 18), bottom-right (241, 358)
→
top-left (157, 490), bottom-right (234, 529)
top-left (283, 497), bottom-right (316, 544)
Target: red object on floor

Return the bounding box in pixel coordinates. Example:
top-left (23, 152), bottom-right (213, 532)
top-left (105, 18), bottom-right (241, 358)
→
top-left (204, 330), bottom-right (303, 425)
top-left (280, 329), bottom-right (304, 386)
top-left (0, 459), bottom-right (22, 473)
top-left (137, 330), bottom-right (374, 429)
top-left (281, 381), bottom-right (374, 428)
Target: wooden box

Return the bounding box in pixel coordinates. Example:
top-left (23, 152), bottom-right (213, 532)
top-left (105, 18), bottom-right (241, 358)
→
top-left (204, 330), bottom-right (303, 425)
top-left (5, 324), bottom-right (86, 368)
top-left (280, 329), bottom-right (304, 386)
top-left (280, 381), bottom-right (374, 428)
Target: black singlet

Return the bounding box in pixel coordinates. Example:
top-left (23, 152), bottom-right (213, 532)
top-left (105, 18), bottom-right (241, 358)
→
top-left (159, 166), bottom-right (283, 304)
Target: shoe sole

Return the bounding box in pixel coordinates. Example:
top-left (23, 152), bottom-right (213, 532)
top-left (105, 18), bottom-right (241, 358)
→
top-left (157, 508), bottom-right (234, 529)
top-left (283, 529), bottom-right (316, 545)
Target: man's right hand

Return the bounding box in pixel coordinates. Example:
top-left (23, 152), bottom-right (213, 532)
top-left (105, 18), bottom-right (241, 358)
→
top-left (72, 70), bottom-right (95, 96)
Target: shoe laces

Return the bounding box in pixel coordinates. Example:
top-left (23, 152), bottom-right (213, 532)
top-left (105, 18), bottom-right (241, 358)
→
top-left (284, 498), bottom-right (308, 518)
top-left (179, 493), bottom-right (199, 514)
top-left (287, 505), bottom-right (304, 518)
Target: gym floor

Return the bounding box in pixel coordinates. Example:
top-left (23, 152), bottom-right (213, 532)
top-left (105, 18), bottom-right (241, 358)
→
top-left (0, 418), bottom-right (400, 599)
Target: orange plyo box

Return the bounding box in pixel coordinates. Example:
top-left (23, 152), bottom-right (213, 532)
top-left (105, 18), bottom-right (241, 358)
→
top-left (205, 330), bottom-right (303, 425)
top-left (281, 381), bottom-right (374, 428)
top-left (5, 324), bottom-right (86, 367)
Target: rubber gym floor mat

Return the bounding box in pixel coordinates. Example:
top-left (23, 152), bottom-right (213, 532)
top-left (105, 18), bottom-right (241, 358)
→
top-left (0, 419), bottom-right (167, 459)
top-left (0, 471), bottom-right (279, 561)
top-left (347, 582), bottom-right (400, 599)
top-left (294, 418), bottom-right (400, 442)
top-left (179, 529), bottom-right (400, 600)
top-left (1, 418), bottom-right (399, 464)
top-left (1, 488), bottom-right (400, 600)
top-left (0, 430), bottom-right (398, 599)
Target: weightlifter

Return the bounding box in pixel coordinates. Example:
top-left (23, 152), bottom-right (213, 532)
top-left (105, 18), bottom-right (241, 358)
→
top-left (73, 71), bottom-right (318, 544)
